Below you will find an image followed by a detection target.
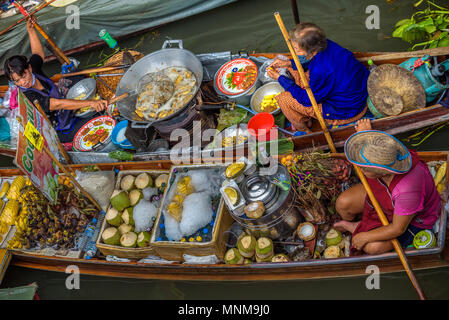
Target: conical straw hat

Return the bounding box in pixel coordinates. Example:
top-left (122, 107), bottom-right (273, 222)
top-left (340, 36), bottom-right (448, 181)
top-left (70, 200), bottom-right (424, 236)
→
top-left (367, 64), bottom-right (426, 117)
top-left (344, 130), bottom-right (411, 174)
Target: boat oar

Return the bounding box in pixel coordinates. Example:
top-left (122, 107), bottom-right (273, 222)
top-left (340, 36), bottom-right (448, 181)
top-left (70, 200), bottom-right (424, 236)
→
top-left (12, 2), bottom-right (71, 65)
top-left (51, 65), bottom-right (131, 82)
top-left (274, 12), bottom-right (427, 300)
top-left (353, 165), bottom-right (427, 300)
top-left (273, 12), bottom-right (336, 153)
top-left (0, 0), bottom-right (58, 37)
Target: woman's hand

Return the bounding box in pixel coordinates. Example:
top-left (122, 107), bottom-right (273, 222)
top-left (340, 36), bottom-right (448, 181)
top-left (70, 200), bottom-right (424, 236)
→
top-left (352, 232), bottom-right (370, 251)
top-left (267, 66), bottom-right (281, 80)
top-left (26, 16), bottom-right (37, 32)
top-left (270, 58), bottom-right (291, 69)
top-left (90, 100), bottom-right (108, 112)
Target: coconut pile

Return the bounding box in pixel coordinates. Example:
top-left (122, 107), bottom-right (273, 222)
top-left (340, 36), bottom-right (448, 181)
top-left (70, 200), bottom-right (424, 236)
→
top-left (161, 169), bottom-right (222, 241)
top-left (100, 172), bottom-right (169, 248)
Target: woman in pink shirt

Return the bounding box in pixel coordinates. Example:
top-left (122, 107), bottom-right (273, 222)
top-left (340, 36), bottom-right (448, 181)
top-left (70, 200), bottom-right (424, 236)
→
top-left (334, 119), bottom-right (442, 255)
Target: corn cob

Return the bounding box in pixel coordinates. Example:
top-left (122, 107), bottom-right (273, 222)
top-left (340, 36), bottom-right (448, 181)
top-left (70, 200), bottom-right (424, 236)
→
top-left (434, 162), bottom-right (447, 186)
top-left (0, 182), bottom-right (9, 198)
top-left (0, 222), bottom-right (9, 234)
top-left (6, 176), bottom-right (26, 200)
top-left (1, 200), bottom-right (19, 225)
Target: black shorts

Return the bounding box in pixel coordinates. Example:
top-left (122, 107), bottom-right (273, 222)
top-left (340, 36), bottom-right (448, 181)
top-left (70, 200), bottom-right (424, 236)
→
top-left (397, 224), bottom-right (425, 248)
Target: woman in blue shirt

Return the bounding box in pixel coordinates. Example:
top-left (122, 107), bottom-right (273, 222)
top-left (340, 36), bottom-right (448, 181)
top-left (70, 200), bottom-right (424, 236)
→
top-left (268, 23), bottom-right (369, 133)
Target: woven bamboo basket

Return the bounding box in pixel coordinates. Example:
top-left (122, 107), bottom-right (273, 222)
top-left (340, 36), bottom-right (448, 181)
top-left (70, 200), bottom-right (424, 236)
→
top-left (150, 164), bottom-right (234, 262)
top-left (96, 50), bottom-right (145, 101)
top-left (96, 169), bottom-right (168, 259)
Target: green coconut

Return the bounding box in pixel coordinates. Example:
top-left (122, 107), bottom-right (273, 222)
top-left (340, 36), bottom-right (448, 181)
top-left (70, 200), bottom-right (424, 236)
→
top-left (155, 174), bottom-right (169, 188)
top-left (255, 251), bottom-right (274, 263)
top-left (224, 248), bottom-right (244, 264)
top-left (120, 232), bottom-right (138, 248)
top-left (118, 223), bottom-right (134, 235)
top-left (271, 253), bottom-right (290, 263)
top-left (105, 207), bottom-right (123, 227)
top-left (323, 245), bottom-right (343, 259)
top-left (135, 173), bottom-right (153, 189)
top-left (255, 237), bottom-right (274, 259)
top-left (129, 189), bottom-right (143, 206)
top-left (237, 235), bottom-right (257, 258)
top-left (122, 207), bottom-right (135, 226)
top-left (102, 227), bottom-right (121, 245)
top-left (137, 231), bottom-right (151, 248)
top-left (110, 190), bottom-right (130, 211)
top-left (120, 175), bottom-right (135, 191)
top-left (325, 228), bottom-right (343, 246)
top-left (297, 222), bottom-right (316, 241)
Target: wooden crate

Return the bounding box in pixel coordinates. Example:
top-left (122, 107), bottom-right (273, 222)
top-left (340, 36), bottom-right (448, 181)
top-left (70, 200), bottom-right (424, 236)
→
top-left (96, 169), bottom-right (168, 259)
top-left (150, 164), bottom-right (234, 262)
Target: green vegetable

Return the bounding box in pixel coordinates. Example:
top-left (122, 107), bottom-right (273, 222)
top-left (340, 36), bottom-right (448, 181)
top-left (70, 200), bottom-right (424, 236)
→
top-left (109, 150), bottom-right (133, 161)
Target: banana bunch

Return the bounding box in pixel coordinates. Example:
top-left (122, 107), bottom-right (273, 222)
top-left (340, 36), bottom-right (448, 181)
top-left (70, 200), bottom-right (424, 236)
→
top-left (6, 176), bottom-right (26, 201)
top-left (7, 231), bottom-right (24, 249)
top-left (18, 187), bottom-right (40, 205)
top-left (15, 206), bottom-right (29, 233)
top-left (1, 200), bottom-right (19, 226)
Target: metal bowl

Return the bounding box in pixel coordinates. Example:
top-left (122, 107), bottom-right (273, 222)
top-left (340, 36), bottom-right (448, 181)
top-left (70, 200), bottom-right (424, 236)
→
top-left (66, 78), bottom-right (97, 100)
top-left (250, 82), bottom-right (284, 115)
top-left (75, 108), bottom-right (96, 118)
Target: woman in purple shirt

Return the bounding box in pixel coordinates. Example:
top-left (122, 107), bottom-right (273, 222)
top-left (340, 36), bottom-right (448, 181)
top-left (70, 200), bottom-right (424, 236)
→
top-left (267, 23), bottom-right (369, 133)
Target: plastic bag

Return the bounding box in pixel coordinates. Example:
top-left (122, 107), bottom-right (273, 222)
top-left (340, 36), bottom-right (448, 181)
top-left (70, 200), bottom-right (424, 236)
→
top-left (259, 54), bottom-right (290, 84)
top-left (5, 107), bottom-right (19, 148)
top-left (183, 254), bottom-right (219, 264)
top-left (75, 170), bottom-right (115, 211)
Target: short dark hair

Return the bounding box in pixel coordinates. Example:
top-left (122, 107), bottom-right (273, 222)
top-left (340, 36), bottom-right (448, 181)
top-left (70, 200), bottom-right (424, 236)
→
top-left (289, 22), bottom-right (327, 56)
top-left (4, 55), bottom-right (29, 81)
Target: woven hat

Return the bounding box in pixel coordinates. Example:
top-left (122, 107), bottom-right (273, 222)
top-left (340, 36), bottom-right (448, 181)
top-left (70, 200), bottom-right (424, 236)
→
top-left (367, 64), bottom-right (426, 117)
top-left (344, 130), bottom-right (412, 174)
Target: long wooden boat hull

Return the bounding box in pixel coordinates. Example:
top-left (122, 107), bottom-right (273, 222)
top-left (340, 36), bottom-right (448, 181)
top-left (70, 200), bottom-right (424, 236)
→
top-left (1, 152), bottom-right (449, 281)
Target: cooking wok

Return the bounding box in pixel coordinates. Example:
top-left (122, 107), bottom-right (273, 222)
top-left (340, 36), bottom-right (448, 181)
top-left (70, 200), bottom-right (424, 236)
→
top-left (115, 40), bottom-right (203, 126)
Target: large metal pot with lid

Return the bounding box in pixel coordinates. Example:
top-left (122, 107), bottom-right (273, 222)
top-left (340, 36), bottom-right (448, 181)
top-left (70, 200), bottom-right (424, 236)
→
top-left (115, 40), bottom-right (203, 127)
top-left (230, 164), bottom-right (301, 240)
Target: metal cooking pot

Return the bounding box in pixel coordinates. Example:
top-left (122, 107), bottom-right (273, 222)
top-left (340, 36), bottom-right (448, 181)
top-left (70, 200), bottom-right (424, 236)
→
top-left (115, 40), bottom-right (203, 126)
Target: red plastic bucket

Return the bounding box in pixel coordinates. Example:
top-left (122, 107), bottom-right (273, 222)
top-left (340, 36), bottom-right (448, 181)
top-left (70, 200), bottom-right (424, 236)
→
top-left (247, 113), bottom-right (278, 141)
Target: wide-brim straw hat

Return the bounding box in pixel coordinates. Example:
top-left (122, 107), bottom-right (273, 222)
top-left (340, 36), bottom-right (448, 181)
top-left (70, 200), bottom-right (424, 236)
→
top-left (367, 64), bottom-right (426, 117)
top-left (344, 130), bottom-right (412, 174)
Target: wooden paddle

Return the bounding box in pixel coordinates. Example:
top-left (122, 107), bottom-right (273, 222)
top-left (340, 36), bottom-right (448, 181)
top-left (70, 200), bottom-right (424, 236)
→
top-left (51, 65), bottom-right (130, 82)
top-left (12, 2), bottom-right (71, 65)
top-left (274, 12), bottom-right (427, 300)
top-left (0, 0), bottom-right (59, 37)
top-left (359, 46), bottom-right (449, 63)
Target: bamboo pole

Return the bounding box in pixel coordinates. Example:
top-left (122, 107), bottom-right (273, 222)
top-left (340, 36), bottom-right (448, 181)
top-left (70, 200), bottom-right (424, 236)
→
top-left (274, 12), bottom-right (427, 300)
top-left (274, 12), bottom-right (336, 153)
top-left (0, 0), bottom-right (58, 37)
top-left (32, 100), bottom-right (72, 165)
top-left (12, 2), bottom-right (71, 65)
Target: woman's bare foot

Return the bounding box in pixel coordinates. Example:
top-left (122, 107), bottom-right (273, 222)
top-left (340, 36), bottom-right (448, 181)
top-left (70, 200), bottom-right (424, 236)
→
top-left (355, 119), bottom-right (372, 132)
top-left (333, 220), bottom-right (360, 234)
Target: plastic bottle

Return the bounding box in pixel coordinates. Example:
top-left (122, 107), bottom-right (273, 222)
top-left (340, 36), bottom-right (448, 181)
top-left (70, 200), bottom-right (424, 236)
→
top-left (83, 211), bottom-right (106, 259)
top-left (367, 59), bottom-right (376, 71)
top-left (99, 29), bottom-right (118, 49)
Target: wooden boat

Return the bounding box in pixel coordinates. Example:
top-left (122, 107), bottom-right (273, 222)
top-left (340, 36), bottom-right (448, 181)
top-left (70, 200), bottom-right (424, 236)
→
top-left (0, 0), bottom-right (238, 72)
top-left (0, 50), bottom-right (448, 162)
top-left (2, 151), bottom-right (449, 281)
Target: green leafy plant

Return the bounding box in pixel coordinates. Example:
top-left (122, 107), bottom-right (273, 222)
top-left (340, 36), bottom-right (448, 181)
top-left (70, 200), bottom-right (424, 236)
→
top-left (392, 1), bottom-right (449, 49)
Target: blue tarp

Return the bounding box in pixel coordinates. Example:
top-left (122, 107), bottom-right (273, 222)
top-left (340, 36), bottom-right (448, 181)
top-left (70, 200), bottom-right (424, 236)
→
top-left (0, 0), bottom-right (236, 68)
